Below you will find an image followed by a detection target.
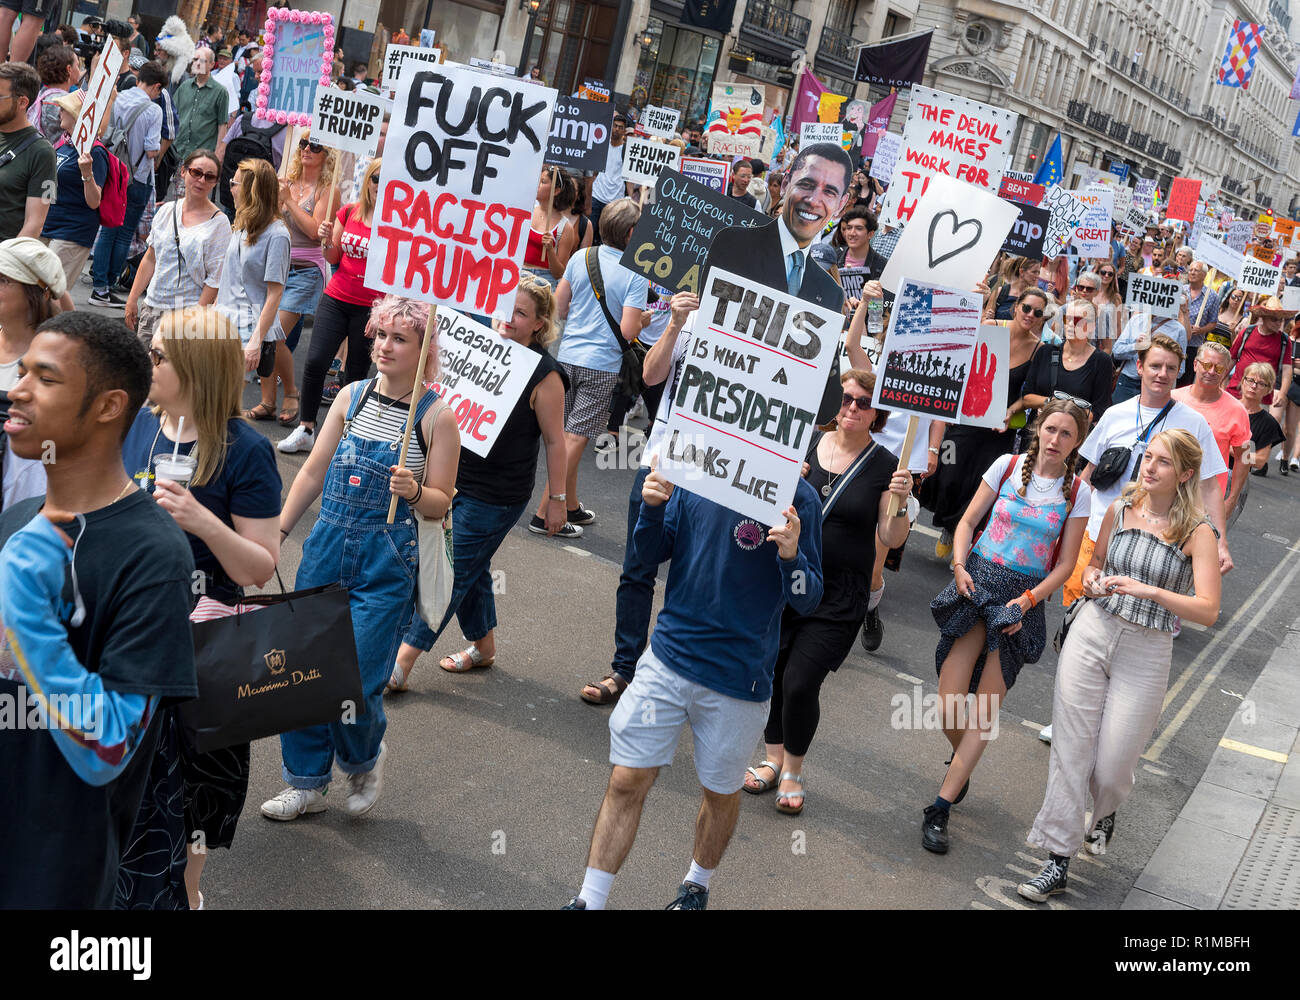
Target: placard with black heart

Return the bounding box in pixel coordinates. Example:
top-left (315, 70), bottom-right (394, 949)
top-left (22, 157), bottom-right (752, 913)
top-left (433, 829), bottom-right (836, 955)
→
top-left (879, 173), bottom-right (1020, 297)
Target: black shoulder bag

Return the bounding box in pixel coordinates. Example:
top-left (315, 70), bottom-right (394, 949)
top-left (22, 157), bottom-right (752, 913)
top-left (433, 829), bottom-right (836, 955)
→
top-left (585, 247), bottom-right (646, 401)
top-left (1090, 400), bottom-right (1174, 490)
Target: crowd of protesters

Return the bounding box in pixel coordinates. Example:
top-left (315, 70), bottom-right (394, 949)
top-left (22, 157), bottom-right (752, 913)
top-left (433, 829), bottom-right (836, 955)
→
top-left (3, 11), bottom-right (1299, 914)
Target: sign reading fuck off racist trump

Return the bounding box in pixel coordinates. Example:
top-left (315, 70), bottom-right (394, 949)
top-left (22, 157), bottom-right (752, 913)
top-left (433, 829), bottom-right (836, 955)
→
top-left (365, 64), bottom-right (558, 320)
top-left (658, 267), bottom-right (842, 526)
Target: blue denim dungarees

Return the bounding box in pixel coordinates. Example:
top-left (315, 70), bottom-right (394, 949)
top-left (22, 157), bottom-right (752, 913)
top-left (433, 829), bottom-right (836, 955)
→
top-left (279, 379), bottom-right (438, 788)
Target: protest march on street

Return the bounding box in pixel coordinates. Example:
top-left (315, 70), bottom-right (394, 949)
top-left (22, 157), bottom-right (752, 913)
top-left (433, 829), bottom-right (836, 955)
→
top-left (0, 5), bottom-right (1299, 950)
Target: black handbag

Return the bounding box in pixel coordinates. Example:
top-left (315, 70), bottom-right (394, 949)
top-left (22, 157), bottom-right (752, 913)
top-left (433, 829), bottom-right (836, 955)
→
top-left (178, 582), bottom-right (364, 753)
top-left (1090, 401), bottom-right (1173, 491)
top-left (585, 248), bottom-right (645, 400)
top-left (1052, 598), bottom-right (1088, 654)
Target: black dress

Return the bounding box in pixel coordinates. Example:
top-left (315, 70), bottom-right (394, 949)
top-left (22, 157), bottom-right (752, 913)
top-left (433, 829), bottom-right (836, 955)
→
top-left (920, 354), bottom-right (1033, 535)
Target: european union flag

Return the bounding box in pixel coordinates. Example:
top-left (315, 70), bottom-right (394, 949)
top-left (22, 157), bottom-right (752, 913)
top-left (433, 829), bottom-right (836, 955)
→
top-left (1293, 108), bottom-right (1300, 137)
top-left (1033, 134), bottom-right (1063, 186)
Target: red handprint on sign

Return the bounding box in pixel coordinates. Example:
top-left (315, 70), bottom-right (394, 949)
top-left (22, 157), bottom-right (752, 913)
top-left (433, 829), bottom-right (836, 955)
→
top-left (961, 342), bottom-right (997, 419)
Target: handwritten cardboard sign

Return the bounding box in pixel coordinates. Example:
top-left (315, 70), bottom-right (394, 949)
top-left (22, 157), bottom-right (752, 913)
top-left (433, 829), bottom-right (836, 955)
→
top-left (1126, 273), bottom-right (1182, 319)
top-left (71, 38), bottom-right (123, 156)
top-left (546, 97), bottom-right (613, 172)
top-left (801, 122), bottom-right (843, 146)
top-left (876, 85), bottom-right (1017, 228)
top-left (704, 82), bottom-right (763, 158)
top-left (1068, 186), bottom-right (1115, 257)
top-left (869, 133), bottom-right (902, 184)
top-left (1110, 184), bottom-right (1133, 221)
top-left (311, 86), bottom-right (385, 158)
top-left (622, 136), bottom-right (682, 188)
top-left (871, 278), bottom-right (981, 422)
top-left (879, 173), bottom-right (1019, 295)
top-left (658, 266), bottom-right (842, 525)
top-left (619, 169), bottom-right (769, 295)
top-left (259, 10), bottom-right (334, 126)
top-left (1165, 177), bottom-right (1201, 223)
top-left (957, 324), bottom-right (1009, 429)
top-left (642, 104), bottom-right (680, 138)
top-left (428, 310), bottom-right (542, 457)
top-left (365, 64), bottom-right (557, 320)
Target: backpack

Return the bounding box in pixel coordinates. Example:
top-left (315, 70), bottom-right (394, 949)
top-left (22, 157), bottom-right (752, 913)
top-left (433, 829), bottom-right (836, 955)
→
top-left (101, 98), bottom-right (153, 175)
top-left (219, 112), bottom-right (285, 210)
top-left (53, 137), bottom-right (127, 228)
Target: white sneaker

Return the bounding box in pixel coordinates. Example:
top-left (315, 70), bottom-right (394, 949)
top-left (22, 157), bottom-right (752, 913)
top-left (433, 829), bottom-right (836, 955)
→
top-left (261, 785), bottom-right (329, 820)
top-left (1038, 724), bottom-right (1053, 744)
top-left (278, 424), bottom-right (315, 453)
top-left (344, 742), bottom-right (387, 816)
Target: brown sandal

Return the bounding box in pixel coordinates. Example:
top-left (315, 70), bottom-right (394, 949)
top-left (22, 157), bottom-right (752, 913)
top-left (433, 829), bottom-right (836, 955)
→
top-left (245, 402), bottom-right (275, 421)
top-left (580, 673), bottom-right (628, 705)
top-left (278, 394), bottom-right (300, 426)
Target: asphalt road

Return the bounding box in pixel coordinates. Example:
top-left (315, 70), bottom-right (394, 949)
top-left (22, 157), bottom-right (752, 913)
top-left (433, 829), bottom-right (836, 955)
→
top-left (86, 288), bottom-right (1300, 909)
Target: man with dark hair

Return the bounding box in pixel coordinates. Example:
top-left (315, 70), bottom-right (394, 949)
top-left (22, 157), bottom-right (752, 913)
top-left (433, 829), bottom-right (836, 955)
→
top-left (90, 60), bottom-right (164, 305)
top-left (729, 158), bottom-right (756, 207)
top-left (0, 62), bottom-right (57, 243)
top-left (0, 312), bottom-right (197, 908)
top-left (586, 110), bottom-right (630, 245)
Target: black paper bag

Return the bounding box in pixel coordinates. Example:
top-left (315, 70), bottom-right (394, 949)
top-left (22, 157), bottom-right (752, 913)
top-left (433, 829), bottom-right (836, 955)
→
top-left (179, 584), bottom-right (364, 753)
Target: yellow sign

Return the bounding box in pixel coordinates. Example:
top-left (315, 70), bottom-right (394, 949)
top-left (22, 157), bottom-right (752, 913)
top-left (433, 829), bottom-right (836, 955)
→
top-left (818, 92), bottom-right (847, 124)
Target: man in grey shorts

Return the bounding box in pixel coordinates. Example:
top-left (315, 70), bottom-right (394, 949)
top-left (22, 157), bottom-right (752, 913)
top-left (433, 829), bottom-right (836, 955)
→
top-left (563, 460), bottom-right (823, 909)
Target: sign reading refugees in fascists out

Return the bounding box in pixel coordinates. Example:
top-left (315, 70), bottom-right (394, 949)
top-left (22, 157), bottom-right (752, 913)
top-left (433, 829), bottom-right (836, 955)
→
top-left (311, 86), bottom-right (385, 158)
top-left (428, 309), bottom-right (542, 456)
top-left (871, 278), bottom-right (980, 421)
top-left (546, 97), bottom-right (613, 172)
top-left (619, 169), bottom-right (770, 294)
top-left (365, 64), bottom-right (557, 320)
top-left (642, 104), bottom-right (680, 138)
top-left (621, 136), bottom-right (682, 187)
top-left (1126, 273), bottom-right (1183, 319)
top-left (1238, 256), bottom-right (1284, 295)
top-left (657, 266), bottom-right (842, 525)
top-left (71, 38), bottom-right (123, 156)
top-left (876, 85), bottom-right (1017, 228)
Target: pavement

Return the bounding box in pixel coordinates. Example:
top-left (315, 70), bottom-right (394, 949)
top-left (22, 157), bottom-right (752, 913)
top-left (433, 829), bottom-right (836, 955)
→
top-left (79, 279), bottom-right (1300, 909)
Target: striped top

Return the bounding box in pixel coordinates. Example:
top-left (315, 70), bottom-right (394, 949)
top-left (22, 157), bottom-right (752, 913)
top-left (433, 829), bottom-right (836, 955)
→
top-left (348, 386), bottom-right (428, 482)
top-left (1099, 499), bottom-right (1210, 632)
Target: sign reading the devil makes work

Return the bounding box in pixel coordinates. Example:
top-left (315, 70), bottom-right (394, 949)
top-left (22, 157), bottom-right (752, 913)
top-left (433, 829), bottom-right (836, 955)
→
top-left (622, 136), bottom-right (681, 187)
top-left (1126, 274), bottom-right (1183, 319)
top-left (546, 97), bottom-right (613, 172)
top-left (428, 310), bottom-right (542, 457)
top-left (619, 169), bottom-right (770, 294)
top-left (871, 278), bottom-right (981, 421)
top-left (311, 86), bottom-right (385, 158)
top-left (366, 65), bottom-right (558, 320)
top-left (658, 266), bottom-right (842, 526)
top-left (876, 85), bottom-right (1017, 228)
top-left (1239, 256), bottom-right (1283, 295)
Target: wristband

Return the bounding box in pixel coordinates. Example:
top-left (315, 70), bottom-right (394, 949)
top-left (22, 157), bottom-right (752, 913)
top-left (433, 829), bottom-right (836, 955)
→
top-left (952, 561), bottom-right (964, 569)
top-left (409, 483), bottom-right (423, 504)
top-left (928, 446), bottom-right (940, 455)
top-left (549, 493), bottom-right (567, 501)
top-left (1023, 589), bottom-right (1038, 609)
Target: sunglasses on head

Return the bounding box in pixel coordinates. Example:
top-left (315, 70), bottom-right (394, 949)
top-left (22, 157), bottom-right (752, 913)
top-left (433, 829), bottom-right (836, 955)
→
top-left (841, 391), bottom-right (872, 411)
top-left (299, 138), bottom-right (323, 153)
top-left (1053, 390), bottom-right (1091, 410)
top-left (1019, 302), bottom-right (1045, 318)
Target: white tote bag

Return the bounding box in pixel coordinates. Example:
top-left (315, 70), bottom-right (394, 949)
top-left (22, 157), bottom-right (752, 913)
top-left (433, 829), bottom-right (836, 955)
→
top-left (416, 398), bottom-right (454, 628)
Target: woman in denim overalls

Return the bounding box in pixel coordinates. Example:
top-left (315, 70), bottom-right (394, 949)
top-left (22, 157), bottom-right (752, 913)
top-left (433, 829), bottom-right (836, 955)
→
top-left (263, 294), bottom-right (460, 820)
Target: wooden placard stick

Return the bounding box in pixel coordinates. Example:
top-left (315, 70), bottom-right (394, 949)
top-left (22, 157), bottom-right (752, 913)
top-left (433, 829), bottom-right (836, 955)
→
top-left (885, 415), bottom-right (919, 518)
top-left (386, 306), bottom-right (438, 524)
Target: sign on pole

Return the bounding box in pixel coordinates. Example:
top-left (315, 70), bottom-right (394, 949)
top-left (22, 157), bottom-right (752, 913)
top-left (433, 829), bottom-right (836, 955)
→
top-left (997, 175), bottom-right (1044, 206)
top-left (657, 266), bottom-right (842, 525)
top-left (1239, 257), bottom-right (1283, 295)
top-left (622, 136), bottom-right (682, 188)
top-left (704, 82), bottom-right (763, 157)
top-left (383, 43), bottom-right (444, 97)
top-left (310, 86), bottom-right (385, 158)
top-left (258, 9), bottom-right (334, 125)
top-left (1069, 186), bottom-right (1115, 257)
top-left (71, 38), bottom-right (123, 155)
top-left (871, 278), bottom-right (981, 422)
top-left (1126, 274), bottom-right (1183, 319)
top-left (800, 122), bottom-right (843, 146)
top-left (1110, 184), bottom-right (1133, 220)
top-left (365, 64), bottom-right (557, 320)
top-left (1165, 177), bottom-right (1201, 223)
top-left (546, 97), bottom-right (613, 172)
top-left (428, 310), bottom-right (543, 456)
top-left (1225, 220), bottom-right (1253, 252)
top-left (619, 169), bottom-right (770, 294)
top-left (679, 155), bottom-right (730, 194)
top-left (875, 85), bottom-right (1018, 228)
top-left (1195, 236), bottom-right (1245, 281)
top-left (869, 133), bottom-right (902, 183)
top-left (1042, 185), bottom-right (1089, 258)
top-left (642, 104), bottom-right (680, 138)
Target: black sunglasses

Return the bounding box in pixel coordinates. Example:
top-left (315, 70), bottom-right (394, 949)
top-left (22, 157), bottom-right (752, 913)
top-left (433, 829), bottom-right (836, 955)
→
top-left (1019, 303), bottom-right (1045, 318)
top-left (299, 138), bottom-right (323, 153)
top-left (841, 391), bottom-right (872, 411)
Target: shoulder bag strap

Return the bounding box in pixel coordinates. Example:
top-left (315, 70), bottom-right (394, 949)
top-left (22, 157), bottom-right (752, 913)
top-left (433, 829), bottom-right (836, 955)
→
top-left (1048, 474), bottom-right (1084, 570)
top-left (0, 130), bottom-right (42, 167)
top-left (585, 247), bottom-right (633, 356)
top-left (121, 100), bottom-right (153, 172)
top-left (821, 441), bottom-right (879, 517)
top-left (1138, 400), bottom-right (1175, 443)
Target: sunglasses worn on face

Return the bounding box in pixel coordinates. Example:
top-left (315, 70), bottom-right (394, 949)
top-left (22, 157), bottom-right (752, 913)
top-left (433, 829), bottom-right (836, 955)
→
top-left (1074, 284), bottom-right (1097, 292)
top-left (188, 166), bottom-right (217, 182)
top-left (1019, 303), bottom-right (1045, 318)
top-left (1100, 270), bottom-right (1115, 277)
top-left (1196, 359), bottom-right (1227, 374)
top-left (148, 347), bottom-right (167, 367)
top-left (299, 139), bottom-right (323, 153)
top-left (841, 391), bottom-right (872, 411)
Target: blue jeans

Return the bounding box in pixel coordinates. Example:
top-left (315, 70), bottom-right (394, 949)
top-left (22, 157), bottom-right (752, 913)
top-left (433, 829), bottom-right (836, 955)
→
top-left (611, 465), bottom-right (656, 682)
top-left (1112, 372), bottom-right (1141, 405)
top-left (91, 179), bottom-right (151, 292)
top-left (404, 493), bottom-right (528, 650)
top-left (279, 380), bottom-right (437, 788)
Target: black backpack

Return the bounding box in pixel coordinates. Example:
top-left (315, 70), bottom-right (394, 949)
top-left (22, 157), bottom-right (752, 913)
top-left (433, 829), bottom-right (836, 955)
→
top-left (219, 112), bottom-right (285, 210)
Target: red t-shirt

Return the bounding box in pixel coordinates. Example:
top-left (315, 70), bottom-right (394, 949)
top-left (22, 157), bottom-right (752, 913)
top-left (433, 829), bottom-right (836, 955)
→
top-left (325, 203), bottom-right (378, 307)
top-left (1227, 325), bottom-right (1292, 405)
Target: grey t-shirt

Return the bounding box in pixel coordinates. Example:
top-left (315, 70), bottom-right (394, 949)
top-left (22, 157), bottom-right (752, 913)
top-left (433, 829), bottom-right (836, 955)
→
top-left (215, 220), bottom-right (291, 342)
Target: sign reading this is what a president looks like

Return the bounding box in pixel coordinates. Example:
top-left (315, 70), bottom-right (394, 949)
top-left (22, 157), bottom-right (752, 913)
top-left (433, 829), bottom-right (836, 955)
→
top-left (366, 65), bottom-right (557, 320)
top-left (659, 266), bottom-right (842, 525)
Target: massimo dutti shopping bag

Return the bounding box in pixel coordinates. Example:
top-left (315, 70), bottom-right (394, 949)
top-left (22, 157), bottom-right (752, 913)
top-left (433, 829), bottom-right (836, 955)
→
top-left (179, 584), bottom-right (364, 753)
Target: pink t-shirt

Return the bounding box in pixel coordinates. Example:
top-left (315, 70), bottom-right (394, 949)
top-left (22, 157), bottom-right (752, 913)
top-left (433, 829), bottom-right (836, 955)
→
top-left (325, 203), bottom-right (378, 307)
top-left (1171, 386), bottom-right (1251, 493)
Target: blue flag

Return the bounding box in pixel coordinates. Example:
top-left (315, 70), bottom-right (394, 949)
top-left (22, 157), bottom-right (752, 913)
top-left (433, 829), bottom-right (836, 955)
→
top-left (1033, 134), bottom-right (1063, 186)
top-left (1293, 108), bottom-right (1300, 136)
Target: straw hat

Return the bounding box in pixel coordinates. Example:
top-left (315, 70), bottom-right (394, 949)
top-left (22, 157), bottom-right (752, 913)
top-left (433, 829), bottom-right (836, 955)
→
top-left (51, 89), bottom-right (83, 116)
top-left (1249, 295), bottom-right (1295, 319)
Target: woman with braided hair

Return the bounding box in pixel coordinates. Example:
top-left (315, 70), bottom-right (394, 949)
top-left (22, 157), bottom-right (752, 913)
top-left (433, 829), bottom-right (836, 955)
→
top-left (918, 398), bottom-right (1092, 855)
